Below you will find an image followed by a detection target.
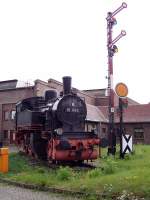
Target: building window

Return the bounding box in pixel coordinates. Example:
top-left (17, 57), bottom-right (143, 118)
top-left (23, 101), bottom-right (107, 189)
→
top-left (87, 123), bottom-right (98, 133)
top-left (10, 110), bottom-right (16, 120)
top-left (102, 128), bottom-right (106, 133)
top-left (3, 130), bottom-right (8, 139)
top-left (3, 111), bottom-right (9, 120)
top-left (134, 128), bottom-right (144, 139)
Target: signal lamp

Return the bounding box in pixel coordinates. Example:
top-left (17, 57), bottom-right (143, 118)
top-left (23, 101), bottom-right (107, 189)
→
top-left (112, 17), bottom-right (117, 26)
top-left (109, 45), bottom-right (118, 57)
top-left (113, 45), bottom-right (118, 53)
top-left (108, 17), bottom-right (117, 27)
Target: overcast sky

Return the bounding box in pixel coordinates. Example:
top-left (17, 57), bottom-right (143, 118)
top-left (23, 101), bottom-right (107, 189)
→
top-left (0, 0), bottom-right (149, 104)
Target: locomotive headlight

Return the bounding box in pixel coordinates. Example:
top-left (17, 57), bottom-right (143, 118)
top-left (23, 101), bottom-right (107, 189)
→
top-left (57, 128), bottom-right (63, 135)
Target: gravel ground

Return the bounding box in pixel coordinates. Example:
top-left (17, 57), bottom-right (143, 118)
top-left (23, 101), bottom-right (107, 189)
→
top-left (0, 183), bottom-right (81, 200)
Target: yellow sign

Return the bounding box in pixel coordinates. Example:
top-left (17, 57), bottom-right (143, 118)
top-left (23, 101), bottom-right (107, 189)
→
top-left (115, 83), bottom-right (128, 97)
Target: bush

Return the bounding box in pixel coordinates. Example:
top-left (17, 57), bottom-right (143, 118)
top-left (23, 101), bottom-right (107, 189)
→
top-left (101, 156), bottom-right (118, 174)
top-left (37, 168), bottom-right (46, 174)
top-left (57, 166), bottom-right (73, 181)
top-left (124, 154), bottom-right (132, 160)
top-left (9, 153), bottom-right (30, 173)
top-left (87, 168), bottom-right (102, 178)
top-left (39, 179), bottom-right (47, 187)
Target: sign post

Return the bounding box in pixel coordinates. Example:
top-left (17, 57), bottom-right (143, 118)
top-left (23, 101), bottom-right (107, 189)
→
top-left (115, 82), bottom-right (131, 159)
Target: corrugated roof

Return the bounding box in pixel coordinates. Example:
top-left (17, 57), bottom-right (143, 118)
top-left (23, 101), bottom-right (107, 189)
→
top-left (86, 104), bottom-right (107, 122)
top-left (0, 79), bottom-right (17, 90)
top-left (122, 104), bottom-right (150, 123)
top-left (0, 79), bottom-right (34, 91)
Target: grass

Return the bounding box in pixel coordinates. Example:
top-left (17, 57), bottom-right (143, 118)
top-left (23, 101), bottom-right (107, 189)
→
top-left (0, 145), bottom-right (150, 199)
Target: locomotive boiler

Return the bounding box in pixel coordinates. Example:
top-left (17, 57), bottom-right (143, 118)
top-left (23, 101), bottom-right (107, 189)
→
top-left (15, 76), bottom-right (100, 163)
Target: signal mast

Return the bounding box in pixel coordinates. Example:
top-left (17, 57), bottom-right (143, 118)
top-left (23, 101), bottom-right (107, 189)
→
top-left (107, 2), bottom-right (127, 155)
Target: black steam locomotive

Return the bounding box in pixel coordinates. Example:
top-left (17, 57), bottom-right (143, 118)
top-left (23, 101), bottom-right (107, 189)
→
top-left (15, 77), bottom-right (100, 162)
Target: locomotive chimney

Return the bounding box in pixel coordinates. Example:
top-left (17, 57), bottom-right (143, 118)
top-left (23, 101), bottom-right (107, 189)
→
top-left (62, 76), bottom-right (72, 95)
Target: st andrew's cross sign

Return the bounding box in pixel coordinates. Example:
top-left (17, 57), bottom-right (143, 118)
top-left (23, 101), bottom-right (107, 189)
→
top-left (122, 134), bottom-right (133, 154)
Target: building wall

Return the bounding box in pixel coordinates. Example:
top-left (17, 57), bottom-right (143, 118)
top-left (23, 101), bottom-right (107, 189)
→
top-left (143, 123), bottom-right (150, 144)
top-left (0, 87), bottom-right (34, 143)
top-left (2, 104), bottom-right (16, 144)
top-left (34, 79), bottom-right (54, 96)
top-left (2, 103), bottom-right (16, 130)
top-left (100, 123), bottom-right (108, 138)
top-left (77, 92), bottom-right (95, 105)
top-left (48, 79), bottom-right (63, 93)
top-left (115, 123), bottom-right (150, 144)
top-left (95, 97), bottom-right (109, 106)
top-left (99, 122), bottom-right (150, 145)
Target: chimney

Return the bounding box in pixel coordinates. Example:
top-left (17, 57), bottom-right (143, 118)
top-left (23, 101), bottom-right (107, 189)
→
top-left (62, 76), bottom-right (72, 95)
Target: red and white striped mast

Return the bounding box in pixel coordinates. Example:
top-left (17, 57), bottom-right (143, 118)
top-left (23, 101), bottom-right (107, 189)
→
top-left (106, 2), bottom-right (127, 155)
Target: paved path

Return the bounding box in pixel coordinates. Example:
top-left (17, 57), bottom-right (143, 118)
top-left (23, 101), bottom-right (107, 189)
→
top-left (0, 184), bottom-right (80, 200)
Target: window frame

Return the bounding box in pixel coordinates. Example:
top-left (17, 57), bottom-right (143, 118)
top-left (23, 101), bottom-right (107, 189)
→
top-left (134, 127), bottom-right (144, 140)
top-left (3, 130), bottom-right (8, 139)
top-left (3, 110), bottom-right (10, 121)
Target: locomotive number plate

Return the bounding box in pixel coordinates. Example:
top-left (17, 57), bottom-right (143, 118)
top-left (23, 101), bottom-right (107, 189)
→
top-left (65, 107), bottom-right (79, 113)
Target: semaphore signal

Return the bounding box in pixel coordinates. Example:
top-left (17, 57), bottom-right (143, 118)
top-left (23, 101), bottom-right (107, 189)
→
top-left (107, 2), bottom-right (127, 155)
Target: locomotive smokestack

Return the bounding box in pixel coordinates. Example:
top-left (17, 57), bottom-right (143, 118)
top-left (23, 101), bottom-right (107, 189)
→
top-left (63, 76), bottom-right (72, 95)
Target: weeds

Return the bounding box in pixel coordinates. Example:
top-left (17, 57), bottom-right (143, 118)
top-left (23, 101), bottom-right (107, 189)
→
top-left (87, 168), bottom-right (102, 178)
top-left (101, 156), bottom-right (118, 174)
top-left (36, 167), bottom-right (46, 174)
top-left (56, 166), bottom-right (73, 181)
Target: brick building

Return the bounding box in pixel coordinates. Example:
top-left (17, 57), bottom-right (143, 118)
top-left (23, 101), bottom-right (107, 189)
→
top-left (0, 78), bottom-right (150, 145)
top-left (99, 104), bottom-right (150, 144)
